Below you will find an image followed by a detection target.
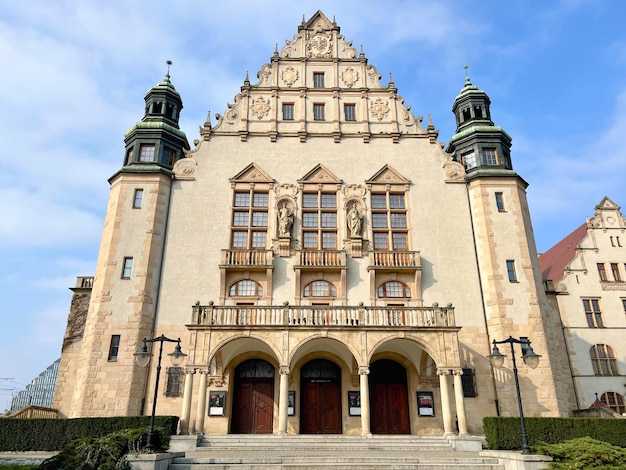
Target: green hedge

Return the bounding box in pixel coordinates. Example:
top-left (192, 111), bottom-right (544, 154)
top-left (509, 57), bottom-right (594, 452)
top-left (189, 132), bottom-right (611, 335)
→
top-left (484, 416), bottom-right (626, 450)
top-left (0, 416), bottom-right (178, 452)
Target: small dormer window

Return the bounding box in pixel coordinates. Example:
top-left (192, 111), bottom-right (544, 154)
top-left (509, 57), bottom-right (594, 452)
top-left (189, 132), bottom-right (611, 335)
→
top-left (483, 148), bottom-right (498, 165)
top-left (152, 102), bottom-right (162, 114)
top-left (473, 106), bottom-right (483, 119)
top-left (166, 103), bottom-right (174, 118)
top-left (139, 144), bottom-right (156, 162)
top-left (161, 147), bottom-right (176, 166)
top-left (461, 150), bottom-right (477, 170)
top-left (462, 108), bottom-right (471, 122)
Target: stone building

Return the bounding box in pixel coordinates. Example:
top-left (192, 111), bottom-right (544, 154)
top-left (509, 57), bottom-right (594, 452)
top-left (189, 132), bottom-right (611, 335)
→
top-left (53, 11), bottom-right (576, 436)
top-left (540, 197), bottom-right (626, 415)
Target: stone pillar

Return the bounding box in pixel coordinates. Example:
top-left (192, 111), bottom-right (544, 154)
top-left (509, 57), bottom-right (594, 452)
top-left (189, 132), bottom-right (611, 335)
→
top-left (438, 369), bottom-right (454, 436)
top-left (452, 369), bottom-right (468, 436)
top-left (277, 366), bottom-right (290, 434)
top-left (179, 369), bottom-right (195, 435)
top-left (359, 366), bottom-right (372, 437)
top-left (194, 370), bottom-right (208, 435)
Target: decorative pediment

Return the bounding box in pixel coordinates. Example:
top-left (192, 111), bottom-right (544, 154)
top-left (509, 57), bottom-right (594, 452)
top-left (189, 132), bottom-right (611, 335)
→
top-left (592, 196), bottom-right (625, 229)
top-left (595, 196), bottom-right (620, 211)
top-left (366, 165), bottom-right (411, 186)
top-left (302, 10), bottom-right (336, 31)
top-left (229, 163), bottom-right (273, 184)
top-left (298, 164), bottom-right (342, 184)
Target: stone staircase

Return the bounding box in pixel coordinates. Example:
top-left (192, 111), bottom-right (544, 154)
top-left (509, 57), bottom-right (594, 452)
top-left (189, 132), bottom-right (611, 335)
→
top-left (168, 435), bottom-right (503, 469)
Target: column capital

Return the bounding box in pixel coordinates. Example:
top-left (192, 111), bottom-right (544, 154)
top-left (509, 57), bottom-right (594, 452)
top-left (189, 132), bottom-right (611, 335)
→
top-left (280, 365), bottom-right (291, 375)
top-left (436, 368), bottom-right (452, 376)
top-left (358, 366), bottom-right (370, 375)
top-left (185, 369), bottom-right (197, 376)
top-left (451, 368), bottom-right (464, 376)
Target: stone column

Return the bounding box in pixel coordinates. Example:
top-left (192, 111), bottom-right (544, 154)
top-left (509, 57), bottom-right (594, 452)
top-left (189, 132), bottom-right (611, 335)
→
top-left (452, 370), bottom-right (468, 436)
top-left (194, 370), bottom-right (208, 435)
top-left (277, 366), bottom-right (290, 434)
top-left (179, 369), bottom-right (195, 435)
top-left (437, 369), bottom-right (454, 436)
top-left (359, 366), bottom-right (372, 437)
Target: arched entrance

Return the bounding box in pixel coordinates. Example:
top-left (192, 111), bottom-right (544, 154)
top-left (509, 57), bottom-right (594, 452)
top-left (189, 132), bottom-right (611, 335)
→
top-left (231, 359), bottom-right (275, 434)
top-left (369, 359), bottom-right (410, 434)
top-left (300, 359), bottom-right (342, 434)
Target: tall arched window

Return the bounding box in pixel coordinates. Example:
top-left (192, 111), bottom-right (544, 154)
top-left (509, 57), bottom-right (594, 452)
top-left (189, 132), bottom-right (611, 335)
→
top-left (303, 280), bottom-right (337, 297)
top-left (590, 344), bottom-right (618, 376)
top-left (601, 392), bottom-right (625, 415)
top-left (229, 279), bottom-right (263, 297)
top-left (377, 281), bottom-right (410, 298)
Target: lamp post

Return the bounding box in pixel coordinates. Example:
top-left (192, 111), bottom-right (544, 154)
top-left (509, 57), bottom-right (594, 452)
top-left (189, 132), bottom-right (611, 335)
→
top-left (488, 336), bottom-right (541, 455)
top-left (135, 335), bottom-right (187, 451)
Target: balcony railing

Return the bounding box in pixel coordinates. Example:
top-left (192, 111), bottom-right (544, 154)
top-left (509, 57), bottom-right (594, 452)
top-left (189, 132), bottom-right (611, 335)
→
top-left (192, 303), bottom-right (455, 328)
top-left (297, 250), bottom-right (347, 267)
top-left (370, 251), bottom-right (420, 269)
top-left (75, 276), bottom-right (94, 288)
top-left (221, 249), bottom-right (273, 267)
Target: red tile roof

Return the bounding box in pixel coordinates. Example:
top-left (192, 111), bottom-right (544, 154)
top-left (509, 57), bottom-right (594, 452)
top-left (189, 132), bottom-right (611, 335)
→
top-left (539, 223), bottom-right (588, 283)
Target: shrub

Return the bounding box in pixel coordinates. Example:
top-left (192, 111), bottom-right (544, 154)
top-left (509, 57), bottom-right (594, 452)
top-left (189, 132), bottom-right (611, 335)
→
top-left (483, 416), bottom-right (626, 450)
top-left (0, 416), bottom-right (178, 452)
top-left (534, 437), bottom-right (626, 469)
top-left (38, 426), bottom-right (170, 470)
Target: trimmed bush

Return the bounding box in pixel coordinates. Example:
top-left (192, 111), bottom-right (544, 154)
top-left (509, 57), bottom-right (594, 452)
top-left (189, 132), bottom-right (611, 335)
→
top-left (534, 437), bottom-right (626, 469)
top-left (484, 416), bottom-right (626, 450)
top-left (0, 416), bottom-right (178, 452)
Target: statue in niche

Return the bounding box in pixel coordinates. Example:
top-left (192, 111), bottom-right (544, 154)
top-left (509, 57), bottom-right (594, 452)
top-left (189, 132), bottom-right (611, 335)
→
top-left (347, 203), bottom-right (363, 238)
top-left (278, 203), bottom-right (293, 237)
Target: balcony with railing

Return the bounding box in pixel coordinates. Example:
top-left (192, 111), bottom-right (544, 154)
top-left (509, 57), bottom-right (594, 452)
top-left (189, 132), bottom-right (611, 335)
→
top-left (296, 250), bottom-right (347, 268)
top-left (191, 303), bottom-right (455, 328)
top-left (369, 251), bottom-right (420, 270)
top-left (74, 276), bottom-right (94, 289)
top-left (220, 249), bottom-right (273, 268)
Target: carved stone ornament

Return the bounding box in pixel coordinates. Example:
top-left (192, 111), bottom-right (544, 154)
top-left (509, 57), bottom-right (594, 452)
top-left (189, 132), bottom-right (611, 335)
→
top-left (250, 97), bottom-right (271, 120)
top-left (370, 98), bottom-right (390, 121)
top-left (443, 160), bottom-right (465, 181)
top-left (281, 66), bottom-right (299, 87)
top-left (173, 157), bottom-right (197, 180)
top-left (306, 31), bottom-right (332, 58)
top-left (274, 183), bottom-right (298, 199)
top-left (341, 67), bottom-right (359, 88)
top-left (342, 184), bottom-right (366, 200)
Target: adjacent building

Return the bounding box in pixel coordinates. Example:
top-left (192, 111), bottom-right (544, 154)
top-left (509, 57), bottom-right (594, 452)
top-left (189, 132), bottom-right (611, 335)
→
top-left (53, 11), bottom-right (577, 436)
top-left (540, 197), bottom-right (626, 415)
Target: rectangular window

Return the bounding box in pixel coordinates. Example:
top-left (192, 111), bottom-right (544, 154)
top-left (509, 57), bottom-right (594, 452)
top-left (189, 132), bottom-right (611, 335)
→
top-left (371, 192), bottom-right (408, 251)
top-left (597, 263), bottom-right (607, 282)
top-left (321, 193), bottom-right (336, 208)
top-left (506, 260), bottom-right (517, 282)
top-left (322, 232), bottom-right (337, 249)
top-left (583, 298), bottom-right (604, 328)
top-left (165, 367), bottom-right (185, 397)
top-left (108, 335), bottom-right (120, 361)
top-left (303, 193), bottom-right (318, 208)
top-left (231, 189), bottom-right (268, 249)
top-left (344, 104), bottom-right (356, 121)
top-left (302, 213), bottom-right (318, 227)
top-left (462, 150), bottom-right (477, 170)
top-left (495, 192), bottom-right (505, 212)
top-left (133, 189), bottom-right (143, 209)
top-left (321, 212), bottom-right (336, 228)
top-left (611, 263), bottom-right (622, 282)
top-left (302, 190), bottom-right (337, 250)
top-left (303, 232), bottom-right (318, 249)
top-left (483, 148), bottom-right (498, 165)
top-left (282, 103), bottom-right (294, 120)
top-left (313, 72), bottom-right (325, 88)
top-left (139, 144), bottom-right (156, 162)
top-left (461, 368), bottom-right (477, 398)
top-left (126, 147), bottom-right (134, 165)
top-left (313, 104), bottom-right (325, 121)
top-left (121, 257), bottom-right (133, 279)
top-left (161, 147), bottom-right (176, 166)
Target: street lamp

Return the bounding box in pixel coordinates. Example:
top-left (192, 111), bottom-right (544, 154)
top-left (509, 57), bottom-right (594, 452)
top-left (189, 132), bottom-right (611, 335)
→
top-left (488, 336), bottom-right (541, 455)
top-left (134, 335), bottom-right (187, 451)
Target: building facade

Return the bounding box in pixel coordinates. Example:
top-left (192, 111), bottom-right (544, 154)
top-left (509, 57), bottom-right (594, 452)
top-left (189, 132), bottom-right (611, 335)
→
top-left (540, 197), bottom-right (626, 415)
top-left (53, 11), bottom-right (576, 436)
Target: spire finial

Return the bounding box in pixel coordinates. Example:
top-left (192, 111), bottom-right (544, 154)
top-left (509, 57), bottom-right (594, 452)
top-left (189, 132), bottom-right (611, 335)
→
top-left (302, 14), bottom-right (306, 25)
top-left (244, 71), bottom-right (250, 85)
top-left (389, 73), bottom-right (395, 87)
top-left (166, 60), bottom-right (172, 78)
top-left (274, 43), bottom-right (279, 57)
top-left (464, 64), bottom-right (470, 83)
top-left (359, 45), bottom-right (365, 58)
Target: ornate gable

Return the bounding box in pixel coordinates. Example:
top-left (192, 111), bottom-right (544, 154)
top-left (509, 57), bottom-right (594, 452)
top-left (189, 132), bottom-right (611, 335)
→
top-left (203, 11), bottom-right (438, 144)
top-left (229, 163), bottom-right (274, 184)
top-left (366, 165), bottom-right (411, 186)
top-left (298, 164), bottom-right (342, 185)
top-left (591, 196), bottom-right (625, 229)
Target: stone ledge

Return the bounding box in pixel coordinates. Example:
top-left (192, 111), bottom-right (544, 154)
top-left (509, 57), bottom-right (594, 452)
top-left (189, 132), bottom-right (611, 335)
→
top-left (126, 451), bottom-right (184, 470)
top-left (480, 450), bottom-right (552, 470)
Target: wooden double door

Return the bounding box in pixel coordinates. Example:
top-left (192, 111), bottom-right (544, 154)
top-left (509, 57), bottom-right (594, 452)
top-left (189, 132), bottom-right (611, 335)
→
top-left (369, 359), bottom-right (410, 434)
top-left (232, 359), bottom-right (274, 434)
top-left (300, 359), bottom-right (342, 434)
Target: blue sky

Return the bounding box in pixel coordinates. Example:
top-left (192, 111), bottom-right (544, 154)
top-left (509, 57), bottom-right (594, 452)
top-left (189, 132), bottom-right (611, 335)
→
top-left (1, 0), bottom-right (625, 410)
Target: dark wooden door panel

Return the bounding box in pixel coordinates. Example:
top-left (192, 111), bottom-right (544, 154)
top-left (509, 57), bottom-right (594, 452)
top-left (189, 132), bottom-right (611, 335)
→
top-left (234, 382), bottom-right (253, 434)
top-left (301, 382), bottom-right (320, 434)
top-left (321, 382), bottom-right (341, 433)
top-left (389, 383), bottom-right (409, 434)
top-left (254, 381), bottom-right (274, 433)
top-left (370, 383), bottom-right (388, 434)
